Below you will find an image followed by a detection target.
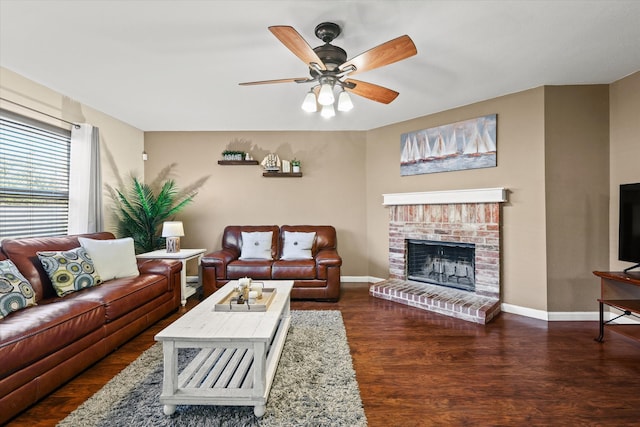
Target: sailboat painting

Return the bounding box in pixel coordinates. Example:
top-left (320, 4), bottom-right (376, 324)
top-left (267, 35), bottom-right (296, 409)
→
top-left (400, 114), bottom-right (497, 176)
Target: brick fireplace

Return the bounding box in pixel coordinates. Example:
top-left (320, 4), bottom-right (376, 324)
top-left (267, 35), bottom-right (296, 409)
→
top-left (370, 188), bottom-right (506, 324)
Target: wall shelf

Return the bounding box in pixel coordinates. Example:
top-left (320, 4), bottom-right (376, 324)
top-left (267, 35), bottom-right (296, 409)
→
top-left (262, 172), bottom-right (302, 178)
top-left (217, 160), bottom-right (259, 165)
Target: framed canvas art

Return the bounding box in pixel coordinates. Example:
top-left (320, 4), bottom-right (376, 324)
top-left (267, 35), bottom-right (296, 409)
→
top-left (400, 114), bottom-right (497, 176)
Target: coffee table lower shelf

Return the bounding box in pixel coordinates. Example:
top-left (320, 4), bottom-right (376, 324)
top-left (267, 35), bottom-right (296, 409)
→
top-left (159, 314), bottom-right (291, 417)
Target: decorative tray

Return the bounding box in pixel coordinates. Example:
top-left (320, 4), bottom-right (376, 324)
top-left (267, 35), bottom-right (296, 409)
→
top-left (213, 288), bottom-right (276, 312)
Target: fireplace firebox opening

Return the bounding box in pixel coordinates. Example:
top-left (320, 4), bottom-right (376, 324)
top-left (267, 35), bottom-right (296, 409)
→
top-left (406, 239), bottom-right (476, 292)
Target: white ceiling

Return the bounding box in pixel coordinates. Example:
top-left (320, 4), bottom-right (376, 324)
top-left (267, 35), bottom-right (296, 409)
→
top-left (1, 0), bottom-right (639, 132)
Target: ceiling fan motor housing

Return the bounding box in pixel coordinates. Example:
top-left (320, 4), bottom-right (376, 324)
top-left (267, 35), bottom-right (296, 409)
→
top-left (312, 44), bottom-right (347, 71)
top-left (314, 22), bottom-right (341, 43)
top-left (311, 22), bottom-right (347, 72)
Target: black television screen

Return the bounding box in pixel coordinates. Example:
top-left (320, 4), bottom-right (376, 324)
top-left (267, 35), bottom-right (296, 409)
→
top-left (619, 183), bottom-right (640, 270)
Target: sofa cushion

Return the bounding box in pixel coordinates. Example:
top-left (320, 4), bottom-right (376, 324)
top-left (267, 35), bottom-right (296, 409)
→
top-left (0, 260), bottom-right (37, 319)
top-left (0, 298), bottom-right (105, 378)
top-left (239, 232), bottom-right (273, 260)
top-left (37, 247), bottom-right (102, 297)
top-left (227, 259), bottom-right (272, 279)
top-left (72, 273), bottom-right (171, 322)
top-left (272, 259), bottom-right (316, 280)
top-left (280, 231), bottom-right (316, 260)
top-left (79, 237), bottom-right (139, 280)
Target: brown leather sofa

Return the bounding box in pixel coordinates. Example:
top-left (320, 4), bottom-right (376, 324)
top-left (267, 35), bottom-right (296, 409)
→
top-left (0, 232), bottom-right (182, 424)
top-left (202, 225), bottom-right (342, 301)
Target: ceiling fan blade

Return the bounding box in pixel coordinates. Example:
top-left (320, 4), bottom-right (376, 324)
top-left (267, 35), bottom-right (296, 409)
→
top-left (239, 77), bottom-right (311, 86)
top-left (268, 26), bottom-right (327, 70)
top-left (339, 35), bottom-right (417, 76)
top-left (344, 79), bottom-right (399, 104)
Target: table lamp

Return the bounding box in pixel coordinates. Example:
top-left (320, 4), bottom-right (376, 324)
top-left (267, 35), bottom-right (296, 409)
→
top-left (162, 221), bottom-right (184, 253)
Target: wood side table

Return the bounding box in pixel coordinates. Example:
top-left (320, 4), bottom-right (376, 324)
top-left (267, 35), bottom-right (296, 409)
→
top-left (137, 248), bottom-right (206, 306)
top-left (593, 271), bottom-right (640, 343)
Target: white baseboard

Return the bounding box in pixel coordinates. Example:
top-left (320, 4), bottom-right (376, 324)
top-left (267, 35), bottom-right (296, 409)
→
top-left (502, 303), bottom-right (640, 323)
top-left (501, 303), bottom-right (549, 321)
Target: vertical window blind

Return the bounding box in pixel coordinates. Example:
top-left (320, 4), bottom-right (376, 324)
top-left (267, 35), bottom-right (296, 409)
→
top-left (0, 109), bottom-right (71, 240)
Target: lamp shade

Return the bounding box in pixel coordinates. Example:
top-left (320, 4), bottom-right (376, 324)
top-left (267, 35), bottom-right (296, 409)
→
top-left (317, 83), bottom-right (335, 106)
top-left (162, 221), bottom-right (184, 237)
top-left (337, 90), bottom-right (354, 112)
top-left (301, 90), bottom-right (317, 112)
top-left (320, 103), bottom-right (336, 118)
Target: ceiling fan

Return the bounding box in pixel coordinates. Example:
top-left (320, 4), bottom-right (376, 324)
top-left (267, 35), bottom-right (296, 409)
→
top-left (239, 22), bottom-right (417, 117)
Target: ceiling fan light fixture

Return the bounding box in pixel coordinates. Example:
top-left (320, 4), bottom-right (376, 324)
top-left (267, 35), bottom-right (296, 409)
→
top-left (320, 103), bottom-right (336, 119)
top-left (317, 82), bottom-right (335, 106)
top-left (337, 90), bottom-right (353, 112)
top-left (301, 90), bottom-right (317, 112)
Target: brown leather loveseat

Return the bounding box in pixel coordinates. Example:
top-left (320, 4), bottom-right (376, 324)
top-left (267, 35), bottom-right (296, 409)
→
top-left (0, 232), bottom-right (182, 424)
top-left (201, 225), bottom-right (341, 301)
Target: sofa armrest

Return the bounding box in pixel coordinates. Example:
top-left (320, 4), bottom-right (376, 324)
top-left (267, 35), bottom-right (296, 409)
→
top-left (315, 248), bottom-right (342, 281)
top-left (201, 249), bottom-right (239, 274)
top-left (202, 249), bottom-right (239, 297)
top-left (136, 259), bottom-right (182, 290)
top-left (315, 249), bottom-right (342, 267)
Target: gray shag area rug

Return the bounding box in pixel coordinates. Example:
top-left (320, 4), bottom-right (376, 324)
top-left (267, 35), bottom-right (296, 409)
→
top-left (58, 310), bottom-right (367, 427)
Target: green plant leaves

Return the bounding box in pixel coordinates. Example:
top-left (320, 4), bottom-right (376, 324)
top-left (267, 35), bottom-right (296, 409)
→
top-left (106, 167), bottom-right (209, 254)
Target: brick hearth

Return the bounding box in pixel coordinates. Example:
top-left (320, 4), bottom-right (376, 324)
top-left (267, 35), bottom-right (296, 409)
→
top-left (371, 189), bottom-right (506, 324)
top-left (370, 279), bottom-right (501, 324)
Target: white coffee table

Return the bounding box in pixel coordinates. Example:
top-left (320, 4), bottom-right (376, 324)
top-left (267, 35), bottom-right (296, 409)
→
top-left (154, 280), bottom-right (293, 417)
top-left (136, 248), bottom-right (206, 306)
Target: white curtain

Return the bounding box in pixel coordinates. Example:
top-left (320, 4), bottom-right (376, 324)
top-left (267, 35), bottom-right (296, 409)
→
top-left (68, 123), bottom-right (103, 234)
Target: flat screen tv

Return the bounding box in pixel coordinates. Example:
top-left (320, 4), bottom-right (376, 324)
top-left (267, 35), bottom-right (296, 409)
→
top-left (619, 183), bottom-right (640, 273)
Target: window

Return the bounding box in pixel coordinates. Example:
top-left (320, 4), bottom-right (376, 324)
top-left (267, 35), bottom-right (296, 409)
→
top-left (0, 109), bottom-right (71, 240)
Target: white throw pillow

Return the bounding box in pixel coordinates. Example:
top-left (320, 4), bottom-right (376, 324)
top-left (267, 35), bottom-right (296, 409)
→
top-left (280, 231), bottom-right (316, 260)
top-left (239, 231), bottom-right (273, 260)
top-left (78, 237), bottom-right (140, 280)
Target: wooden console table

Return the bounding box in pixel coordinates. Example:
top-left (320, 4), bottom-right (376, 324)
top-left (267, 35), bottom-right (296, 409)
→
top-left (593, 271), bottom-right (640, 343)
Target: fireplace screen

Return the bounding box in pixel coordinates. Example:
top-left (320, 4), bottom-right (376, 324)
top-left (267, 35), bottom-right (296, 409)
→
top-left (406, 239), bottom-right (475, 292)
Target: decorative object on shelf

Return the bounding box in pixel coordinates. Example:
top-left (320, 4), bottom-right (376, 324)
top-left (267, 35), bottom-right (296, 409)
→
top-left (261, 153), bottom-right (281, 172)
top-left (162, 221), bottom-right (184, 253)
top-left (105, 163), bottom-right (209, 254)
top-left (222, 150), bottom-right (246, 161)
top-left (239, 22), bottom-right (417, 118)
top-left (291, 158), bottom-right (301, 173)
top-left (400, 114), bottom-right (497, 176)
top-left (281, 160), bottom-right (291, 173)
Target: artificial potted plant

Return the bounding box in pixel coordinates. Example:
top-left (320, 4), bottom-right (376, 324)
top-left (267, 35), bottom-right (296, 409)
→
top-left (106, 163), bottom-right (209, 254)
top-left (291, 158), bottom-right (301, 173)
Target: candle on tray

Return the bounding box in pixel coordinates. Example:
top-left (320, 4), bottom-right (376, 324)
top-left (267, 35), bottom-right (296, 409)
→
top-left (248, 290), bottom-right (258, 303)
top-left (250, 283), bottom-right (263, 298)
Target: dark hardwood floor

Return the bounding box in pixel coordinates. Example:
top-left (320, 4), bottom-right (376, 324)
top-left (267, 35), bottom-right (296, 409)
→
top-left (7, 283), bottom-right (640, 426)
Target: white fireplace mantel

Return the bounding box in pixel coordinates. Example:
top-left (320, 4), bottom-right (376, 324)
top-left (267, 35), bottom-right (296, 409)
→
top-left (383, 187), bottom-right (507, 206)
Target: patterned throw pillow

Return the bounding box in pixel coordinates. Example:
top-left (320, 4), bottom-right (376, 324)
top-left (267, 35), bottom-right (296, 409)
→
top-left (280, 231), bottom-right (316, 260)
top-left (37, 247), bottom-right (102, 297)
top-left (239, 231), bottom-right (274, 260)
top-left (0, 259), bottom-right (37, 319)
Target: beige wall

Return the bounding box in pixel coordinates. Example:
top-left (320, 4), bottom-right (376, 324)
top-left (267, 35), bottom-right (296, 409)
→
top-left (544, 85), bottom-right (610, 311)
top-left (0, 67), bottom-right (144, 232)
top-left (143, 131), bottom-right (368, 275)
top-left (365, 88), bottom-right (550, 310)
top-left (609, 71), bottom-right (640, 271)
top-left (4, 65), bottom-right (637, 313)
